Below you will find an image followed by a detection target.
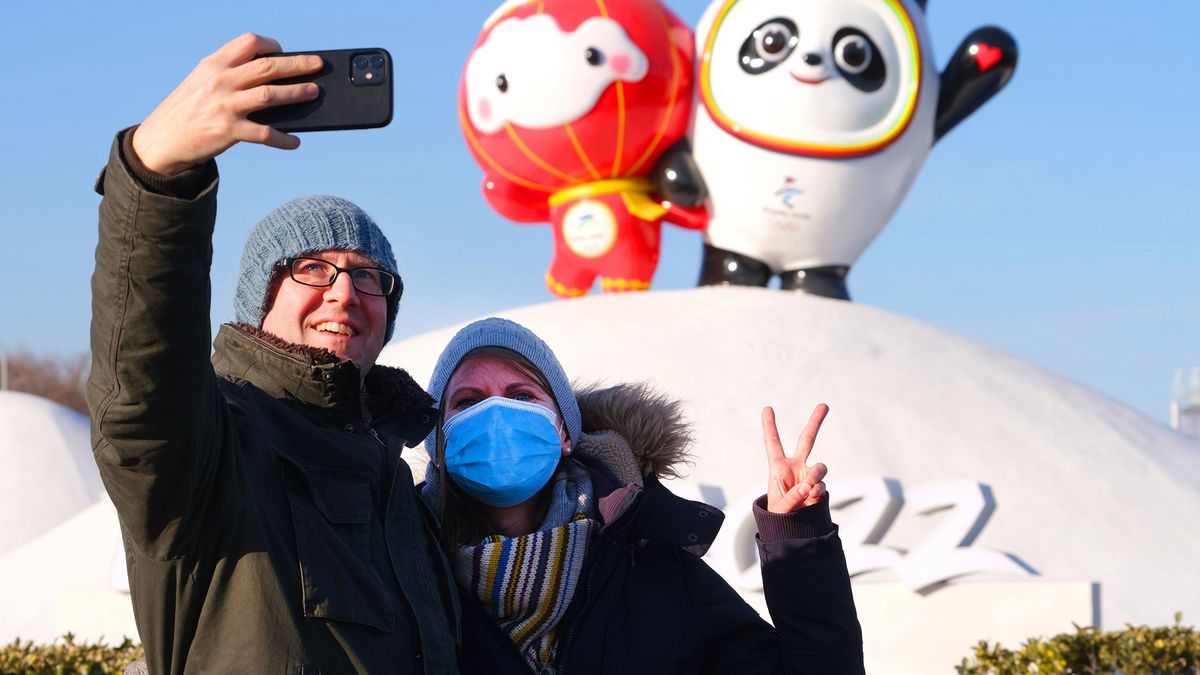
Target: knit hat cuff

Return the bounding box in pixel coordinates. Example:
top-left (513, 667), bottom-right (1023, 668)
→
top-left (425, 318), bottom-right (581, 451)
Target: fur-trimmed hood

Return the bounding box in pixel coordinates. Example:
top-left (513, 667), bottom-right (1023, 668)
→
top-left (575, 382), bottom-right (693, 482)
top-left (214, 323), bottom-right (434, 433)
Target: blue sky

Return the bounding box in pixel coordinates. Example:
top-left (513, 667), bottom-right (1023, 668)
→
top-left (0, 0), bottom-right (1197, 424)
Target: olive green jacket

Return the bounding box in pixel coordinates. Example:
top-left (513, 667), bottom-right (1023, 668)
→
top-left (88, 132), bottom-right (459, 674)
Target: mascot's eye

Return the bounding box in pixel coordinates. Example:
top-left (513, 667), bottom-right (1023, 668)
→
top-left (496, 74), bottom-right (509, 93)
top-left (586, 47), bottom-right (605, 66)
top-left (739, 17), bottom-right (799, 74)
top-left (831, 28), bottom-right (886, 92)
top-left (834, 34), bottom-right (872, 74)
top-left (758, 26), bottom-right (792, 56)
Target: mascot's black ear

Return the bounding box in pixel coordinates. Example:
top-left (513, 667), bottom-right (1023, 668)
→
top-left (915, 0), bottom-right (927, 10)
top-left (935, 26), bottom-right (1017, 142)
top-left (652, 140), bottom-right (708, 208)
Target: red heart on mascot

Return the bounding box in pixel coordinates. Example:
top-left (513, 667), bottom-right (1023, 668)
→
top-left (972, 43), bottom-right (1002, 72)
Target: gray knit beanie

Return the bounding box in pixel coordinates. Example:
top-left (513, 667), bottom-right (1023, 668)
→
top-left (424, 318), bottom-right (581, 451)
top-left (234, 195), bottom-right (401, 341)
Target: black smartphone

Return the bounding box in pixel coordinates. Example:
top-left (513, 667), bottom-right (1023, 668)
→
top-left (248, 48), bottom-right (393, 132)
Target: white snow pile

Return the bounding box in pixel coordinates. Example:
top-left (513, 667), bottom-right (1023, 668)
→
top-left (3, 287), bottom-right (1197, 669)
top-left (0, 391), bottom-right (131, 645)
top-left (380, 286), bottom-right (1200, 663)
top-left (0, 391), bottom-right (104, 558)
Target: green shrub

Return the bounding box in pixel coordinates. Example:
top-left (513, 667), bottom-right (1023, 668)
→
top-left (0, 634), bottom-right (143, 675)
top-left (957, 613), bottom-right (1198, 674)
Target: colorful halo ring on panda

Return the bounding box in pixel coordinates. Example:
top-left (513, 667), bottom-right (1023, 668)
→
top-left (458, 0), bottom-right (694, 196)
top-left (698, 0), bottom-right (922, 158)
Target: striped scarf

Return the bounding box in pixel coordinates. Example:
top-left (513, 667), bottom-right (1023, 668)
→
top-left (454, 461), bottom-right (596, 673)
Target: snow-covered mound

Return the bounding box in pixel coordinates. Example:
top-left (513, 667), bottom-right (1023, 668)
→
top-left (0, 496), bottom-right (131, 644)
top-left (380, 287), bottom-right (1200, 639)
top-left (0, 391), bottom-right (104, 558)
top-left (3, 288), bottom-right (1194, 668)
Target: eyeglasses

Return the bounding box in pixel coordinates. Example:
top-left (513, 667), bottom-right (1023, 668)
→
top-left (281, 257), bottom-right (401, 297)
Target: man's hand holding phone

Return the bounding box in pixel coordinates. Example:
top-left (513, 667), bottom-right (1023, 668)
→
top-left (131, 33), bottom-right (322, 177)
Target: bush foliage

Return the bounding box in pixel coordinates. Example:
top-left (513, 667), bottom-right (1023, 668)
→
top-left (958, 613), bottom-right (1198, 674)
top-left (2, 350), bottom-right (90, 415)
top-left (0, 634), bottom-right (143, 675)
top-left (4, 619), bottom-right (1196, 674)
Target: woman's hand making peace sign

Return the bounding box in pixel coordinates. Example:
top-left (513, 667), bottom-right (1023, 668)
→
top-left (762, 404), bottom-right (830, 514)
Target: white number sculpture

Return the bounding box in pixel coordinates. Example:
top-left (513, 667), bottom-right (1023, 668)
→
top-left (890, 480), bottom-right (1031, 592)
top-left (679, 476), bottom-right (1033, 594)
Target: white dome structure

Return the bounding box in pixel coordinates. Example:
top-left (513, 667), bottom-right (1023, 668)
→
top-left (380, 287), bottom-right (1200, 673)
top-left (0, 391), bottom-right (127, 646)
top-left (0, 495), bottom-right (132, 645)
top-left (0, 391), bottom-right (104, 558)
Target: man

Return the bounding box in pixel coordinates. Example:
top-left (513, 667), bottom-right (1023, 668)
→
top-left (89, 33), bottom-right (458, 674)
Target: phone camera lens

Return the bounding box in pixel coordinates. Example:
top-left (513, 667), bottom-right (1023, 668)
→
top-left (353, 56), bottom-right (369, 70)
top-left (370, 55), bottom-right (385, 69)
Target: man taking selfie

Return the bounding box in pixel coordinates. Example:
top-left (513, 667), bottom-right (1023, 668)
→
top-left (89, 33), bottom-right (458, 674)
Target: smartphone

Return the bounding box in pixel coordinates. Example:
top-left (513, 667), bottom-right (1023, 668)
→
top-left (248, 48), bottom-right (393, 132)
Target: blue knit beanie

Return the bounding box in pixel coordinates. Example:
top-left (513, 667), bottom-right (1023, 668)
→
top-left (234, 195), bottom-right (401, 341)
top-left (424, 318), bottom-right (581, 451)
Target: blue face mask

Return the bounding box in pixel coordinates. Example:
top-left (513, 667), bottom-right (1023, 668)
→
top-left (442, 396), bottom-right (564, 508)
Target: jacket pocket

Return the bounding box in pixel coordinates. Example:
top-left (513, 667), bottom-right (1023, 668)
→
top-left (277, 452), bottom-right (393, 631)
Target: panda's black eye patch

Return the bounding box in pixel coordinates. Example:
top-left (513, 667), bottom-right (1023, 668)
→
top-left (832, 28), bottom-right (885, 92)
top-left (739, 17), bottom-right (799, 75)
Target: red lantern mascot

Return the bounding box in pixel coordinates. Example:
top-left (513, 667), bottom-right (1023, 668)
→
top-left (459, 0), bottom-right (705, 297)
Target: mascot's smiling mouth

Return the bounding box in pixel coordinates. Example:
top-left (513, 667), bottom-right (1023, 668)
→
top-left (789, 72), bottom-right (828, 85)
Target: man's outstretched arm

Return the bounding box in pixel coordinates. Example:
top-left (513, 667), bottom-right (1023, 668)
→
top-left (87, 34), bottom-right (322, 558)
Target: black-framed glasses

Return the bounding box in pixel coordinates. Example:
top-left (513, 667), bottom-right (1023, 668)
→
top-left (282, 257), bottom-right (401, 298)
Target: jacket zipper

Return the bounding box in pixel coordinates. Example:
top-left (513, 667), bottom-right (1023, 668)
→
top-left (554, 541), bottom-right (604, 675)
top-left (368, 427), bottom-right (386, 448)
top-left (554, 489), bottom-right (643, 675)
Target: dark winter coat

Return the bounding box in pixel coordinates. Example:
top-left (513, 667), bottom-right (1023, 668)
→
top-left (88, 130), bottom-right (460, 674)
top-left (455, 384), bottom-right (864, 675)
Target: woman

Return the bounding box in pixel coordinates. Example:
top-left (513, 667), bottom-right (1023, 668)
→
top-left (421, 318), bottom-right (863, 674)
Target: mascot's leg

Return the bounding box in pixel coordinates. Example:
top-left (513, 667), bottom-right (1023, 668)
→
top-left (698, 244), bottom-right (771, 287)
top-left (779, 266), bottom-right (852, 300)
top-left (598, 217), bottom-right (659, 293)
top-left (545, 257), bottom-right (597, 298)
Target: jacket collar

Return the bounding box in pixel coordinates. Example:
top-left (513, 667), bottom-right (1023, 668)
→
top-left (211, 323), bottom-right (435, 439)
top-left (573, 382), bottom-right (713, 550)
top-left (576, 443), bottom-right (724, 557)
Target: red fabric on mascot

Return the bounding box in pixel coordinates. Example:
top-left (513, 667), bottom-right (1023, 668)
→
top-left (459, 0), bottom-right (704, 297)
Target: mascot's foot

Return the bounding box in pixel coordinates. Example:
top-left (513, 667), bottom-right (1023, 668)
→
top-left (698, 245), bottom-right (771, 287)
top-left (779, 266), bottom-right (851, 300)
top-left (599, 277), bottom-right (651, 292)
top-left (545, 273), bottom-right (591, 298)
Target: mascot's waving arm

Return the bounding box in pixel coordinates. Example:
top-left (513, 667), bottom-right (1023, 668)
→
top-left (934, 25), bottom-right (1017, 141)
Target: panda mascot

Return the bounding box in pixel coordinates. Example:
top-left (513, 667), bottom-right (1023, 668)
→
top-left (660, 0), bottom-right (1017, 299)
